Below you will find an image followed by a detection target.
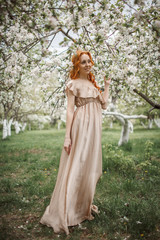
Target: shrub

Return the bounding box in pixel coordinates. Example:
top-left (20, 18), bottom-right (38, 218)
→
top-left (136, 140), bottom-right (154, 171)
top-left (102, 144), bottom-right (135, 175)
top-left (144, 140), bottom-right (154, 161)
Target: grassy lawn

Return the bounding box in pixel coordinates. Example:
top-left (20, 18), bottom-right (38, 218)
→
top-left (0, 127), bottom-right (160, 240)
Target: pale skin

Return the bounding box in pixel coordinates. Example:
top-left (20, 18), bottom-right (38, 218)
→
top-left (64, 54), bottom-right (111, 155)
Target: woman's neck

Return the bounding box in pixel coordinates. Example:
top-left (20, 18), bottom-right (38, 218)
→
top-left (79, 73), bottom-right (88, 81)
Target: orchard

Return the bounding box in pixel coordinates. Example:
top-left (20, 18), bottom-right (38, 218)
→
top-left (1, 1), bottom-right (160, 240)
top-left (0, 0), bottom-right (160, 142)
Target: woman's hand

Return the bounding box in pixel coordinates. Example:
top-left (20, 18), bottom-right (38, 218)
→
top-left (104, 76), bottom-right (111, 87)
top-left (64, 137), bottom-right (72, 155)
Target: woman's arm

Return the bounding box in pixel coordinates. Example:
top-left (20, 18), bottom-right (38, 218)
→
top-left (64, 89), bottom-right (75, 155)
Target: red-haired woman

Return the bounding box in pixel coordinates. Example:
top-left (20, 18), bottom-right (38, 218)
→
top-left (40, 50), bottom-right (111, 235)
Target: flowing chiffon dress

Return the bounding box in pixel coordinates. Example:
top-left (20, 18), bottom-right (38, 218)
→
top-left (40, 79), bottom-right (107, 235)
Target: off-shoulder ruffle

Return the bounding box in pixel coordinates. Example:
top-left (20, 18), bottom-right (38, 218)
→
top-left (65, 80), bottom-right (107, 109)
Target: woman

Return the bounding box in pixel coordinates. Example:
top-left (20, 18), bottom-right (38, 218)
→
top-left (40, 49), bottom-right (111, 235)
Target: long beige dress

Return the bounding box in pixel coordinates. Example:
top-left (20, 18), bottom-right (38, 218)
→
top-left (40, 79), bottom-right (107, 235)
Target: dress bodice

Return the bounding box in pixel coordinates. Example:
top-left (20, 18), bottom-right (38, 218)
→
top-left (65, 79), bottom-right (107, 110)
top-left (75, 97), bottom-right (101, 107)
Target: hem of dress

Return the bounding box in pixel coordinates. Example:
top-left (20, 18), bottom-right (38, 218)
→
top-left (40, 213), bottom-right (94, 235)
top-left (40, 219), bottom-right (70, 235)
top-left (68, 214), bottom-right (94, 227)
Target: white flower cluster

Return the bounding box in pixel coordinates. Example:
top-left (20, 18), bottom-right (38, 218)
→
top-left (0, 0), bottom-right (159, 127)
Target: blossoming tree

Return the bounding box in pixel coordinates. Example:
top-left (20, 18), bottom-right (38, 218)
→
top-left (0, 0), bottom-right (159, 142)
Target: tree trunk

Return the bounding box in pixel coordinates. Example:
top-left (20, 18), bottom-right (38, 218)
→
top-left (7, 119), bottom-right (13, 136)
top-left (14, 121), bottom-right (21, 134)
top-left (2, 119), bottom-right (8, 139)
top-left (148, 119), bottom-right (153, 129)
top-left (118, 120), bottom-right (133, 146)
top-left (154, 118), bottom-right (160, 128)
top-left (38, 123), bottom-right (44, 130)
top-left (19, 123), bottom-right (22, 131)
top-left (57, 120), bottom-right (62, 130)
top-left (22, 122), bottom-right (27, 131)
top-left (104, 112), bottom-right (146, 146)
top-left (110, 119), bottom-right (113, 128)
top-left (108, 114), bottom-right (131, 146)
top-left (140, 121), bottom-right (147, 128)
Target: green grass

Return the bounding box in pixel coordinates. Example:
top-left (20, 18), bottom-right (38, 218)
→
top-left (0, 127), bottom-right (160, 240)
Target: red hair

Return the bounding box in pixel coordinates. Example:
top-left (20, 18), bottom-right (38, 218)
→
top-left (69, 50), bottom-right (102, 93)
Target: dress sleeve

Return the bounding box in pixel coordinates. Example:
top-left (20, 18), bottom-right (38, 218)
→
top-left (65, 80), bottom-right (78, 97)
top-left (100, 92), bottom-right (107, 110)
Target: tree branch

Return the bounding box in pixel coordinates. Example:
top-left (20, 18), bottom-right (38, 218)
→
top-left (133, 88), bottom-right (160, 110)
top-left (60, 28), bottom-right (76, 42)
top-left (103, 111), bottom-right (147, 120)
